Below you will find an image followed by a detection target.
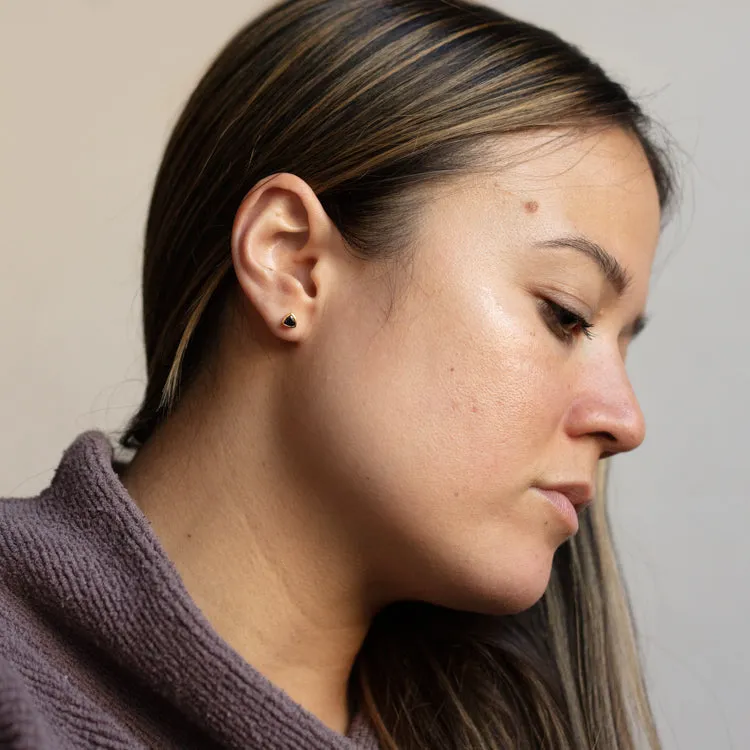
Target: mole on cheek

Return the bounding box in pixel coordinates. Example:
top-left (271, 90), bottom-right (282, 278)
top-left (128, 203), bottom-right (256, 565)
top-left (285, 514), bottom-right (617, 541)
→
top-left (523, 200), bottom-right (539, 214)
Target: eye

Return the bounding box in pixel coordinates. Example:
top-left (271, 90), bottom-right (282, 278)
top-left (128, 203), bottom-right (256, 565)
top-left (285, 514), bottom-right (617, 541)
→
top-left (538, 298), bottom-right (595, 344)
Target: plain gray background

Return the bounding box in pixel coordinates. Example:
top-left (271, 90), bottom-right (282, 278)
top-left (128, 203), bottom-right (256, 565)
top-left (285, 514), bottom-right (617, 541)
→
top-left (1, 2), bottom-right (747, 748)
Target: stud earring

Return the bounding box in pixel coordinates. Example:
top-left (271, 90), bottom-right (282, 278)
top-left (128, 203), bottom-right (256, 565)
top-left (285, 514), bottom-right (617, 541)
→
top-left (281, 312), bottom-right (297, 329)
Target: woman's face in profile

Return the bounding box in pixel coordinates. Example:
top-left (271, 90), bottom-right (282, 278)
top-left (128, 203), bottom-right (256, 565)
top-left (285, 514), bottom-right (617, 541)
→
top-left (283, 126), bottom-right (661, 616)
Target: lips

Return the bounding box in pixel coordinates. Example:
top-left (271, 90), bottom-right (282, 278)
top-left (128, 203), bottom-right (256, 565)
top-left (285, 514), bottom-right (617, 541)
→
top-left (534, 483), bottom-right (594, 513)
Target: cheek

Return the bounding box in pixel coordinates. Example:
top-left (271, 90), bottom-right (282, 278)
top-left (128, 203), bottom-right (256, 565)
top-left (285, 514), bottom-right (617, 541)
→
top-left (311, 291), bottom-right (563, 532)
top-left (307, 273), bottom-right (568, 495)
top-left (428, 299), bottom-right (566, 488)
top-left (285, 286), bottom-right (574, 614)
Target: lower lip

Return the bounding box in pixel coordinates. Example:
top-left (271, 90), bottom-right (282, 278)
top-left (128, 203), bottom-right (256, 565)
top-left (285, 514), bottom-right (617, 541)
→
top-left (533, 488), bottom-right (579, 534)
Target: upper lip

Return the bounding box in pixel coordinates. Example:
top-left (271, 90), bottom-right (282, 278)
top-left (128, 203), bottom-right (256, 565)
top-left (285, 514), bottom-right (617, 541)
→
top-left (535, 483), bottom-right (595, 512)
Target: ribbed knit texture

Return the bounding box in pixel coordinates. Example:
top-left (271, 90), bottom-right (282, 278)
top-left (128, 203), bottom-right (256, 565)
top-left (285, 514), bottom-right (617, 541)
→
top-left (0, 431), bottom-right (381, 750)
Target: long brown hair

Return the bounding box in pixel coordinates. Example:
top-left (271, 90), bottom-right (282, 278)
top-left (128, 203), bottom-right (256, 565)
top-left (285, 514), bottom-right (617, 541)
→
top-left (120, 1), bottom-right (676, 747)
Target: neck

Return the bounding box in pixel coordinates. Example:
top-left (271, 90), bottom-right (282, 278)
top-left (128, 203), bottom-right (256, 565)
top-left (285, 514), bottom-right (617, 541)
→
top-left (118, 365), bottom-right (375, 735)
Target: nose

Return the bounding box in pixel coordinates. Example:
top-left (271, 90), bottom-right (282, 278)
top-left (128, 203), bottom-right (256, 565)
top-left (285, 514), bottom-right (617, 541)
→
top-left (564, 356), bottom-right (647, 457)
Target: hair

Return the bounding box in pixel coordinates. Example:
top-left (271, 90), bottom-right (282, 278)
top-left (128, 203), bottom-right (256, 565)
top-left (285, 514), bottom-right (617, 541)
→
top-left (119, 1), bottom-right (676, 747)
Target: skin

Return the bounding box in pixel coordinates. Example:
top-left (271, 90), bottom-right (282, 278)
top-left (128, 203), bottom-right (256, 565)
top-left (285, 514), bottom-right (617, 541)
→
top-left (119, 126), bottom-right (662, 736)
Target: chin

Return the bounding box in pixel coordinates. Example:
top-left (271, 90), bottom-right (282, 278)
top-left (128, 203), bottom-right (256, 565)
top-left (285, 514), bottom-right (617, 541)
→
top-left (482, 568), bottom-right (553, 616)
top-left (431, 544), bottom-right (557, 618)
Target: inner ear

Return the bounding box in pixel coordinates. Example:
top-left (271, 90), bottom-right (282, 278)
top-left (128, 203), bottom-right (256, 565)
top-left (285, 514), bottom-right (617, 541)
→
top-left (255, 187), bottom-right (310, 259)
top-left (293, 255), bottom-right (318, 299)
top-left (256, 187), bottom-right (317, 298)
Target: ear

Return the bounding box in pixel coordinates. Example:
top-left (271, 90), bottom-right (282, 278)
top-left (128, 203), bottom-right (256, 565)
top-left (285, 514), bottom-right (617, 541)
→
top-left (230, 172), bottom-right (338, 341)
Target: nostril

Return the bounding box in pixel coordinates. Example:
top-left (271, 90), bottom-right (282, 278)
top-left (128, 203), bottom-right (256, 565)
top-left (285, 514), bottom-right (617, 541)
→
top-left (598, 433), bottom-right (618, 460)
top-left (595, 430), bottom-right (617, 443)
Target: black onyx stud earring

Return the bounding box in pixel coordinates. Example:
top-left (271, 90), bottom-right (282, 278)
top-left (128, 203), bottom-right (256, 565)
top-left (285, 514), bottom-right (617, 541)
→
top-left (281, 312), bottom-right (297, 329)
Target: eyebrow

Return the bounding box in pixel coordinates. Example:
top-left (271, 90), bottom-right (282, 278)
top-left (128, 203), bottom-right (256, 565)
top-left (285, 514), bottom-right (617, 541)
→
top-left (533, 234), bottom-right (649, 340)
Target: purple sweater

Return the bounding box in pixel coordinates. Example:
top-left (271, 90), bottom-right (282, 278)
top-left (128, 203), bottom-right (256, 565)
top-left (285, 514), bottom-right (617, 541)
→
top-left (0, 431), bottom-right (381, 749)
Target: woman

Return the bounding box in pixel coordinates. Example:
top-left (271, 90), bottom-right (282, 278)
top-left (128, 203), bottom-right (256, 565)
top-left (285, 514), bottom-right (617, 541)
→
top-left (0, 0), bottom-right (677, 748)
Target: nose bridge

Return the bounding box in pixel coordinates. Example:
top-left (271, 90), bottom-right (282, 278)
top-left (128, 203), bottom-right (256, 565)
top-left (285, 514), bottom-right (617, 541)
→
top-left (568, 349), bottom-right (646, 453)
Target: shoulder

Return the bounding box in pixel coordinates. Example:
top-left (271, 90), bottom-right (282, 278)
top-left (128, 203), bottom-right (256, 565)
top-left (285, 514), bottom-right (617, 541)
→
top-left (0, 625), bottom-right (138, 750)
top-left (0, 650), bottom-right (62, 750)
top-left (0, 430), bottom-right (125, 611)
top-left (0, 488), bottom-right (79, 750)
top-left (0, 430), bottom-right (113, 713)
top-left (0, 455), bottom-right (140, 749)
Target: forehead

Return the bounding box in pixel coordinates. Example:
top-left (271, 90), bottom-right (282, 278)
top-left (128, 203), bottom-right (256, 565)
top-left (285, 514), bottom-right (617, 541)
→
top-left (477, 127), bottom-right (662, 277)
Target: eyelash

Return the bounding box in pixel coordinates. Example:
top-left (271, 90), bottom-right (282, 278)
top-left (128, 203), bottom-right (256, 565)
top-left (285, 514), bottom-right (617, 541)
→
top-left (539, 299), bottom-right (595, 344)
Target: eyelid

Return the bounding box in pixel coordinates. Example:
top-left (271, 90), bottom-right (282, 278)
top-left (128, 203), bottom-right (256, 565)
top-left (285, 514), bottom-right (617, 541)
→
top-left (621, 315), bottom-right (648, 341)
top-left (541, 289), bottom-right (594, 322)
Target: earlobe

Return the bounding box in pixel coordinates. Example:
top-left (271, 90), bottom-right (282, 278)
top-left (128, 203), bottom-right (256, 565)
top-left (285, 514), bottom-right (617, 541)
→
top-left (230, 173), bottom-right (330, 340)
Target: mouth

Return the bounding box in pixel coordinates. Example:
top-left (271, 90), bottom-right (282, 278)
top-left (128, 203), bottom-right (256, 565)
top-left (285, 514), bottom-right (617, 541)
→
top-left (532, 482), bottom-right (594, 533)
top-left (534, 483), bottom-right (594, 514)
